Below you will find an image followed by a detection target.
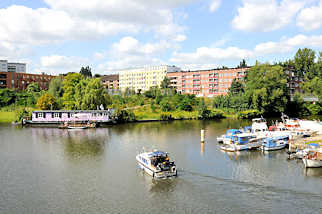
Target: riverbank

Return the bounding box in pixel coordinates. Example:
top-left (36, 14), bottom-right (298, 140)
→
top-left (0, 111), bottom-right (15, 123)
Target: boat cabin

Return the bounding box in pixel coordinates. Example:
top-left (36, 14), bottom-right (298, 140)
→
top-left (29, 110), bottom-right (114, 124)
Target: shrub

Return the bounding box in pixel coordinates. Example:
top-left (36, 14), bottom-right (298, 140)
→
top-left (306, 103), bottom-right (322, 115)
top-left (160, 97), bottom-right (172, 112)
top-left (159, 112), bottom-right (174, 121)
top-left (209, 109), bottom-right (225, 119)
top-left (113, 109), bottom-right (136, 123)
top-left (237, 109), bottom-right (261, 119)
top-left (14, 108), bottom-right (32, 122)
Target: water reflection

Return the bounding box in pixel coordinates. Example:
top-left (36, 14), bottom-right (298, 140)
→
top-left (303, 168), bottom-right (322, 177)
top-left (221, 150), bottom-right (262, 162)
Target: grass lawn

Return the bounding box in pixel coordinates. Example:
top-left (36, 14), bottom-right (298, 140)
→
top-left (0, 111), bottom-right (15, 123)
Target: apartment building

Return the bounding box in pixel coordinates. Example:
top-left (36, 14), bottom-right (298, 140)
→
top-left (0, 72), bottom-right (56, 90)
top-left (167, 67), bottom-right (249, 97)
top-left (119, 65), bottom-right (181, 92)
top-left (0, 60), bottom-right (26, 73)
top-left (101, 74), bottom-right (119, 89)
top-left (284, 66), bottom-right (303, 97)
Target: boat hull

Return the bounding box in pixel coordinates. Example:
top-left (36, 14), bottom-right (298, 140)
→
top-left (262, 144), bottom-right (286, 151)
top-left (136, 156), bottom-right (177, 178)
top-left (303, 158), bottom-right (322, 168)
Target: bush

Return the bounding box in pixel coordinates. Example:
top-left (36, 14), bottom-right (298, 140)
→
top-left (36, 93), bottom-right (58, 110)
top-left (113, 109), bottom-right (136, 123)
top-left (14, 108), bottom-right (32, 122)
top-left (237, 109), bottom-right (261, 119)
top-left (160, 97), bottom-right (172, 111)
top-left (159, 112), bottom-right (174, 121)
top-left (306, 103), bottom-right (322, 115)
top-left (209, 109), bottom-right (225, 119)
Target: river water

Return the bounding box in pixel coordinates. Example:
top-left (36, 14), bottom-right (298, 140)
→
top-left (0, 119), bottom-right (321, 214)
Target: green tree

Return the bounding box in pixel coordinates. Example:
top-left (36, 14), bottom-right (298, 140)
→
top-left (0, 88), bottom-right (16, 107)
top-left (36, 93), bottom-right (58, 110)
top-left (294, 48), bottom-right (316, 79)
top-left (48, 77), bottom-right (64, 98)
top-left (81, 78), bottom-right (111, 110)
top-left (238, 59), bottom-right (247, 68)
top-left (198, 98), bottom-right (210, 119)
top-left (229, 78), bottom-right (244, 94)
top-left (62, 73), bottom-right (84, 109)
top-left (26, 82), bottom-right (40, 93)
top-left (160, 97), bottom-right (172, 111)
top-left (80, 66), bottom-right (92, 78)
top-left (245, 64), bottom-right (288, 115)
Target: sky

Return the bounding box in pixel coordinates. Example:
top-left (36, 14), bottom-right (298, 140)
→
top-left (0, 0), bottom-right (322, 75)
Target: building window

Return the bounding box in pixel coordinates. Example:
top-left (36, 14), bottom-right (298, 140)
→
top-left (54, 113), bottom-right (60, 118)
top-left (38, 113), bottom-right (44, 118)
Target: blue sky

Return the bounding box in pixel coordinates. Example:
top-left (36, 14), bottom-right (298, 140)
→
top-left (0, 0), bottom-right (321, 75)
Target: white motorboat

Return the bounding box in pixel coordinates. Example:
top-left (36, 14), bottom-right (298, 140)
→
top-left (136, 150), bottom-right (177, 178)
top-left (303, 148), bottom-right (322, 168)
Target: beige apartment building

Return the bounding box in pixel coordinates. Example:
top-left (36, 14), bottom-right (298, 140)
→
top-left (119, 65), bottom-right (181, 92)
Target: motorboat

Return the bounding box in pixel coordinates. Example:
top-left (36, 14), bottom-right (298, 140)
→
top-left (136, 150), bottom-right (177, 178)
top-left (303, 148), bottom-right (322, 168)
top-left (261, 136), bottom-right (288, 151)
top-left (217, 129), bottom-right (243, 144)
top-left (220, 133), bottom-right (262, 152)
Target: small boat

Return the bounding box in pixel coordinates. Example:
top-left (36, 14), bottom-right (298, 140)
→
top-left (220, 133), bottom-right (261, 152)
top-left (217, 129), bottom-right (243, 144)
top-left (136, 150), bottom-right (177, 178)
top-left (303, 148), bottom-right (322, 168)
top-left (67, 125), bottom-right (87, 129)
top-left (262, 136), bottom-right (288, 151)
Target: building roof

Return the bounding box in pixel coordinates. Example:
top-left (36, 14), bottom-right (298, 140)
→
top-left (101, 74), bottom-right (119, 81)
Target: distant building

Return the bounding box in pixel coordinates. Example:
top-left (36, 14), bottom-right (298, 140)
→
top-left (0, 60), bottom-right (26, 73)
top-left (167, 67), bottom-right (249, 97)
top-left (119, 65), bottom-right (181, 92)
top-left (101, 74), bottom-right (119, 89)
top-left (284, 66), bottom-right (303, 97)
top-left (0, 72), bottom-right (57, 90)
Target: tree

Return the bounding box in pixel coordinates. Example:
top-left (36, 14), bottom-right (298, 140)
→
top-left (178, 96), bottom-right (193, 111)
top-left (160, 97), bottom-right (172, 111)
top-left (229, 78), bottom-right (244, 94)
top-left (238, 59), bottom-right (247, 68)
top-left (245, 64), bottom-right (289, 115)
top-left (198, 98), bottom-right (210, 119)
top-left (81, 78), bottom-right (111, 110)
top-left (79, 66), bottom-right (92, 78)
top-left (294, 48), bottom-right (316, 79)
top-left (62, 73), bottom-right (84, 109)
top-left (161, 77), bottom-right (171, 89)
top-left (0, 88), bottom-right (16, 107)
top-left (36, 93), bottom-right (58, 110)
top-left (26, 82), bottom-right (40, 93)
top-left (48, 77), bottom-right (64, 98)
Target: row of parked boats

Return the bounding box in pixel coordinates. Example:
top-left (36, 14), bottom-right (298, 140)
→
top-left (217, 115), bottom-right (322, 168)
top-left (135, 115), bottom-right (322, 179)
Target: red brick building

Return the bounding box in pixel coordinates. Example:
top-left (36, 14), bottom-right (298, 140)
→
top-left (0, 72), bottom-right (57, 90)
top-left (167, 67), bottom-right (249, 97)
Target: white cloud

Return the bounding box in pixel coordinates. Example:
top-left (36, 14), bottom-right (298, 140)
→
top-left (97, 36), bottom-right (171, 73)
top-left (170, 46), bottom-right (253, 64)
top-left (255, 34), bottom-right (322, 55)
top-left (0, 0), bottom-right (191, 58)
top-left (174, 34), bottom-right (187, 42)
top-left (297, 0), bottom-right (322, 31)
top-left (170, 34), bottom-right (322, 68)
top-left (37, 55), bottom-right (89, 75)
top-left (232, 0), bottom-right (305, 32)
top-left (209, 0), bottom-right (222, 12)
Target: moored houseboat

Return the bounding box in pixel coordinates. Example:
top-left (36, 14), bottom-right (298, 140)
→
top-left (24, 110), bottom-right (114, 126)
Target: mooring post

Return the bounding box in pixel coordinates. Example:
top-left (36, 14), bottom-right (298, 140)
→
top-left (201, 129), bottom-right (205, 143)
